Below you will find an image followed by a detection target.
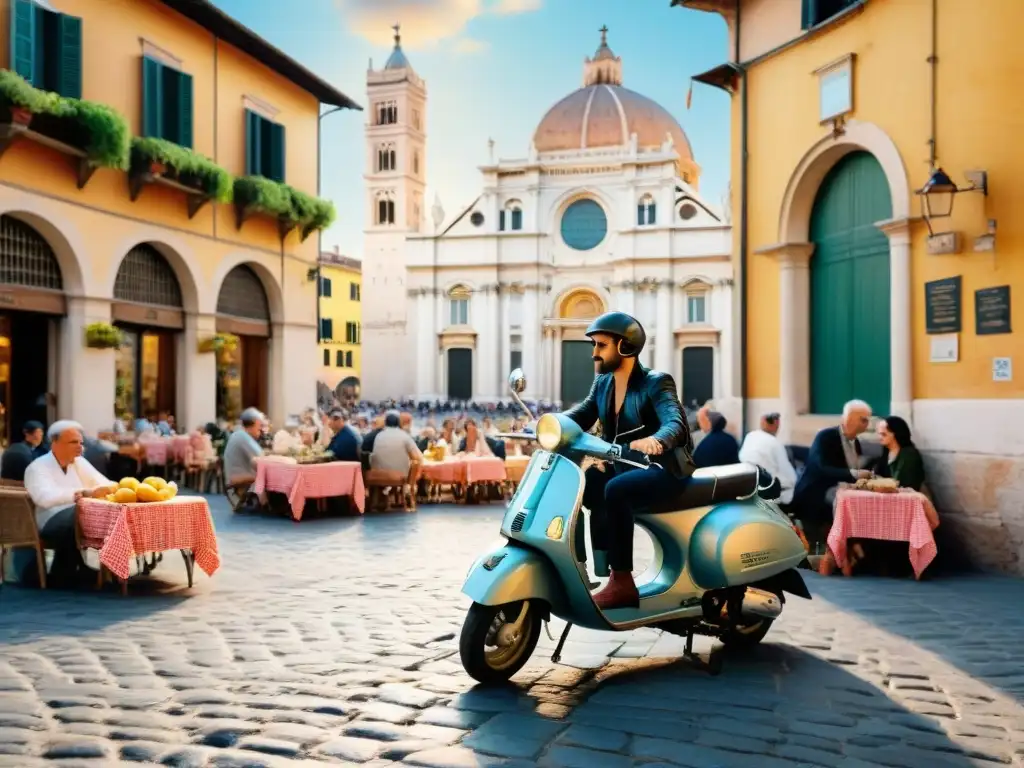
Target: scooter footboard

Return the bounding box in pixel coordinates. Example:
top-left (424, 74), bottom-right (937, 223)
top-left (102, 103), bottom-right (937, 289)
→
top-left (462, 543), bottom-right (568, 616)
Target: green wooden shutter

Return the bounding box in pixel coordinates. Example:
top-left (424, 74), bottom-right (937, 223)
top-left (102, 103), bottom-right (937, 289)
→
top-left (177, 69), bottom-right (193, 148)
top-left (801, 0), bottom-right (816, 28)
top-left (268, 121), bottom-right (285, 182)
top-left (55, 13), bottom-right (83, 99)
top-left (142, 56), bottom-right (164, 138)
top-left (10, 0), bottom-right (36, 83)
top-left (245, 109), bottom-right (260, 176)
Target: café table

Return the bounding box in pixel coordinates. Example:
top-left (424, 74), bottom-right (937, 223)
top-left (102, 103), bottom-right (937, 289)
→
top-left (76, 495), bottom-right (220, 592)
top-left (253, 457), bottom-right (366, 520)
top-left (827, 487), bottom-right (939, 579)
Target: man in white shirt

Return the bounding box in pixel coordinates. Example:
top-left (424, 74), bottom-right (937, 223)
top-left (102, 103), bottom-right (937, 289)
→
top-left (23, 419), bottom-right (117, 585)
top-left (739, 412), bottom-right (798, 505)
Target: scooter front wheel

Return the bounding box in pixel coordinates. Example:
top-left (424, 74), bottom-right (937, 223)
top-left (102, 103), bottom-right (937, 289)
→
top-left (460, 601), bottom-right (541, 685)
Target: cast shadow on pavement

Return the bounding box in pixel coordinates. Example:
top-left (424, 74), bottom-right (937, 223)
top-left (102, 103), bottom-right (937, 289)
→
top-left (454, 642), bottom-right (1002, 766)
top-left (808, 571), bottom-right (1024, 706)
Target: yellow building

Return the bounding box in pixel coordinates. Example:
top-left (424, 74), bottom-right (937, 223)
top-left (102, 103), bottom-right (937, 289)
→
top-left (317, 249), bottom-right (361, 397)
top-left (677, 0), bottom-right (1024, 572)
top-left (0, 0), bottom-right (358, 440)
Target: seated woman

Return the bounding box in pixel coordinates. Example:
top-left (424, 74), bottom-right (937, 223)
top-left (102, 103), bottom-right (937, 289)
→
top-left (459, 419), bottom-right (494, 457)
top-left (692, 410), bottom-right (739, 468)
top-left (848, 414), bottom-right (928, 576)
top-left (874, 415), bottom-right (926, 491)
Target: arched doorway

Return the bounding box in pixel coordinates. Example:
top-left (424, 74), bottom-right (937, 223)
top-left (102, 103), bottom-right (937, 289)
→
top-left (215, 265), bottom-right (271, 420)
top-left (558, 288), bottom-right (603, 406)
top-left (112, 244), bottom-right (184, 424)
top-left (809, 151), bottom-right (893, 415)
top-left (0, 215), bottom-right (66, 444)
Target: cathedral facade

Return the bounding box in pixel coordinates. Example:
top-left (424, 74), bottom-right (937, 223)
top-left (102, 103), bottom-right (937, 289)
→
top-left (361, 27), bottom-right (735, 411)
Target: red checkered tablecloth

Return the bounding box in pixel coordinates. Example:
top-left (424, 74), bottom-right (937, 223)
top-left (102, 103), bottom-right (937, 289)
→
top-left (421, 457), bottom-right (508, 485)
top-left (253, 460), bottom-right (366, 520)
top-left (828, 488), bottom-right (938, 579)
top-left (77, 496), bottom-right (220, 581)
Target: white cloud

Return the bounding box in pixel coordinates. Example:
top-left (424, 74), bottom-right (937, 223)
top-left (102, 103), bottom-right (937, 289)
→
top-left (336, 0), bottom-right (540, 49)
top-left (453, 37), bottom-right (490, 55)
top-left (489, 0), bottom-right (541, 13)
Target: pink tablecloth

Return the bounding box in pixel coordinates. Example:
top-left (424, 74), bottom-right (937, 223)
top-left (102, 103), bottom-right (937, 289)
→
top-left (253, 460), bottom-right (365, 520)
top-left (828, 488), bottom-right (938, 579)
top-left (421, 457), bottom-right (507, 485)
top-left (77, 496), bottom-right (220, 581)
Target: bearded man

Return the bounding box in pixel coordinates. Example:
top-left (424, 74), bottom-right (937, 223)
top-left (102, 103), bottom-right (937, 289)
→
top-left (564, 311), bottom-right (696, 610)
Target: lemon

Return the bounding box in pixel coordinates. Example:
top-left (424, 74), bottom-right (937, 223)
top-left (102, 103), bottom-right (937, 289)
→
top-left (135, 483), bottom-right (162, 503)
top-left (164, 481), bottom-right (178, 499)
top-left (119, 477), bottom-right (140, 490)
top-left (142, 476), bottom-right (167, 491)
top-left (113, 487), bottom-right (137, 503)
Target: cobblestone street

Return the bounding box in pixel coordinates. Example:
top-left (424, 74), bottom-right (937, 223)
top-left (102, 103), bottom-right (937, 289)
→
top-left (1, 496), bottom-right (1023, 767)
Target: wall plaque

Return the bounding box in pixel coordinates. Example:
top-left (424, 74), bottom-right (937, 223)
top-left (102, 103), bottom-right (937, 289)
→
top-left (975, 285), bottom-right (1011, 335)
top-left (925, 276), bottom-right (962, 334)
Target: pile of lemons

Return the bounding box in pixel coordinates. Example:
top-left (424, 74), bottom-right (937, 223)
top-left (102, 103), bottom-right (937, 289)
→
top-left (105, 476), bottom-right (179, 504)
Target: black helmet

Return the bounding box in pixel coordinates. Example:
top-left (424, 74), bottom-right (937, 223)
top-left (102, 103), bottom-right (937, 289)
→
top-left (585, 311), bottom-right (646, 357)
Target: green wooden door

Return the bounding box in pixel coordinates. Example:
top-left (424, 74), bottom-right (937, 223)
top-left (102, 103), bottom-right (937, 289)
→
top-left (809, 151), bottom-right (892, 416)
top-left (560, 341), bottom-right (595, 406)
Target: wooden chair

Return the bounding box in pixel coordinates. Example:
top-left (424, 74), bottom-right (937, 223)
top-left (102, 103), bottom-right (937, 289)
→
top-left (364, 466), bottom-right (417, 512)
top-left (0, 486), bottom-right (46, 588)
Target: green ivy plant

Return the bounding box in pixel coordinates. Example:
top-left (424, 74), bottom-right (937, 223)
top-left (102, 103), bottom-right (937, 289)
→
top-left (84, 322), bottom-right (124, 349)
top-left (234, 175), bottom-right (336, 235)
top-left (0, 70), bottom-right (130, 169)
top-left (131, 137), bottom-right (233, 202)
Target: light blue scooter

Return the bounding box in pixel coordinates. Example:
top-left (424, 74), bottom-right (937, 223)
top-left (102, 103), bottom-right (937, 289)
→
top-left (459, 369), bottom-right (812, 684)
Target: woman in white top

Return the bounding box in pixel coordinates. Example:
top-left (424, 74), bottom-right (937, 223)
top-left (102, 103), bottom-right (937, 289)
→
top-left (460, 419), bottom-right (494, 458)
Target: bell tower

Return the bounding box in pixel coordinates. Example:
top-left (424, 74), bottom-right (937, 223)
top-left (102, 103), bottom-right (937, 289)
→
top-left (362, 24), bottom-right (427, 399)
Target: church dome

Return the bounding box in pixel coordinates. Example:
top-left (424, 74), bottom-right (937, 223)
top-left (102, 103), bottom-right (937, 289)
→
top-left (531, 28), bottom-right (694, 164)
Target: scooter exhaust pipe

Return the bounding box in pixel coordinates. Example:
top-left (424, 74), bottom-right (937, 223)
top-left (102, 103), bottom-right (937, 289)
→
top-left (740, 587), bottom-right (783, 621)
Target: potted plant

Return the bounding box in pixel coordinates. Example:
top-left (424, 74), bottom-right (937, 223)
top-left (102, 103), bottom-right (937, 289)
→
top-left (84, 322), bottom-right (124, 349)
top-left (0, 70), bottom-right (50, 127)
top-left (131, 137), bottom-right (232, 201)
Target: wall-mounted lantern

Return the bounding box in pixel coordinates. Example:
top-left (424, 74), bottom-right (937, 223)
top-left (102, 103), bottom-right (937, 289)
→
top-left (915, 167), bottom-right (988, 236)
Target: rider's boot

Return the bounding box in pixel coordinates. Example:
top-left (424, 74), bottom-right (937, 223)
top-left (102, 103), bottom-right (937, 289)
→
top-left (592, 550), bottom-right (610, 578)
top-left (593, 569), bottom-right (640, 610)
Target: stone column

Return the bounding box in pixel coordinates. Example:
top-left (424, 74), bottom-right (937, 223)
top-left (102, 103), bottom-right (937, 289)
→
top-left (416, 290), bottom-right (436, 398)
top-left (178, 313), bottom-right (217, 431)
top-left (540, 327), bottom-right (552, 400)
top-left (655, 280), bottom-right (673, 373)
top-left (763, 243), bottom-right (814, 443)
top-left (877, 218), bottom-right (913, 420)
top-left (521, 287), bottom-right (539, 384)
top-left (59, 297), bottom-right (116, 435)
top-left (552, 328), bottom-right (563, 405)
top-left (435, 292), bottom-right (446, 397)
top-left (498, 287), bottom-right (511, 392)
top-left (471, 289), bottom-right (489, 398)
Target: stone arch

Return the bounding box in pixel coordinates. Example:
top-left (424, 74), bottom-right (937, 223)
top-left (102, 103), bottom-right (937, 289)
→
top-left (0, 210), bottom-right (87, 297)
top-left (109, 238), bottom-right (201, 314)
top-left (211, 255), bottom-right (284, 324)
top-left (779, 120), bottom-right (911, 243)
top-left (554, 285), bottom-right (607, 320)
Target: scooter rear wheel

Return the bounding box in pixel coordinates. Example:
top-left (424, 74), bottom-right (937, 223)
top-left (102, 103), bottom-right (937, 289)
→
top-left (719, 618), bottom-right (773, 649)
top-left (460, 601), bottom-right (541, 685)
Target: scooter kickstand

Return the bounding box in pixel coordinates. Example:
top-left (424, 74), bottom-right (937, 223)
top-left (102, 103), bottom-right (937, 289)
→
top-left (551, 622), bottom-right (573, 664)
top-left (682, 632), bottom-right (722, 677)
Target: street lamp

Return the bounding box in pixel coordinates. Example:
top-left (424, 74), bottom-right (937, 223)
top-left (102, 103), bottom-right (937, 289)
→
top-left (316, 105), bottom-right (345, 342)
top-left (915, 167), bottom-right (988, 236)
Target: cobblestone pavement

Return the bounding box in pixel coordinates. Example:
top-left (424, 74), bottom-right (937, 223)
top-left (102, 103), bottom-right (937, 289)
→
top-left (1, 496), bottom-right (1023, 767)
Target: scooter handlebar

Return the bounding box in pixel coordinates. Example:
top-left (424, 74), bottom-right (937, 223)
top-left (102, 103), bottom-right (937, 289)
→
top-left (606, 444), bottom-right (652, 469)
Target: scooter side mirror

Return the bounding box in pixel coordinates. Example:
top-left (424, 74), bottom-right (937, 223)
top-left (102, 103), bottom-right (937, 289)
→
top-left (508, 368), bottom-right (527, 394)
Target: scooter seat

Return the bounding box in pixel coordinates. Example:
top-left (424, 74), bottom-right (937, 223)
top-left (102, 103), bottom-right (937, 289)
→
top-left (641, 463), bottom-right (760, 513)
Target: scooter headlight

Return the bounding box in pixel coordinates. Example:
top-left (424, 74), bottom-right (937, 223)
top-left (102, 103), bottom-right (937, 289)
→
top-left (535, 413), bottom-right (563, 451)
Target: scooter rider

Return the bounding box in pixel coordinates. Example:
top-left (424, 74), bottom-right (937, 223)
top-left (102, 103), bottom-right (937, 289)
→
top-left (564, 311), bottom-right (696, 610)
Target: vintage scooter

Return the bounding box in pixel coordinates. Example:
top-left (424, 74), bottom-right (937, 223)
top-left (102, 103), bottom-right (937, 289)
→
top-left (459, 369), bottom-right (811, 684)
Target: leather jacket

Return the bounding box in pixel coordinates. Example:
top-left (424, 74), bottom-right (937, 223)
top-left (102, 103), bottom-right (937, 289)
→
top-left (564, 362), bottom-right (696, 478)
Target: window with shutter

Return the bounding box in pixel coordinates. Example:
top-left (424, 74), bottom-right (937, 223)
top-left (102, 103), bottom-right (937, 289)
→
top-left (142, 56), bottom-right (164, 139)
top-left (320, 318), bottom-right (333, 340)
top-left (323, 349), bottom-right (330, 366)
top-left (245, 110), bottom-right (286, 182)
top-left (511, 209), bottom-right (522, 230)
top-left (177, 70), bottom-right (193, 149)
top-left (245, 110), bottom-right (261, 175)
top-left (141, 56), bottom-right (193, 147)
top-left (10, 0), bottom-right (37, 84)
top-left (335, 350), bottom-right (343, 367)
top-left (498, 211), bottom-right (505, 231)
top-left (54, 13), bottom-right (82, 99)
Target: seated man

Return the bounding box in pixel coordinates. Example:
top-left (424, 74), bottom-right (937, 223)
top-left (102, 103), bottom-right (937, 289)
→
top-left (739, 412), bottom-right (797, 507)
top-left (223, 407), bottom-right (267, 510)
top-left (22, 420), bottom-right (118, 586)
top-left (792, 399), bottom-right (873, 548)
top-left (368, 410), bottom-right (423, 496)
top-left (1, 419), bottom-right (45, 483)
top-left (326, 408), bottom-right (361, 462)
top-left (692, 410), bottom-right (739, 468)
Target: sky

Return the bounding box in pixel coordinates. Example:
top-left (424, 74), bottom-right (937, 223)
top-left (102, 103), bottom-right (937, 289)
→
top-left (211, 0), bottom-right (732, 258)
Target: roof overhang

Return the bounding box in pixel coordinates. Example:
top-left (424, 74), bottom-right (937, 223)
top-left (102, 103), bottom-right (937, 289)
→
top-left (692, 62), bottom-right (743, 94)
top-left (670, 0), bottom-right (735, 14)
top-left (157, 0), bottom-right (361, 109)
